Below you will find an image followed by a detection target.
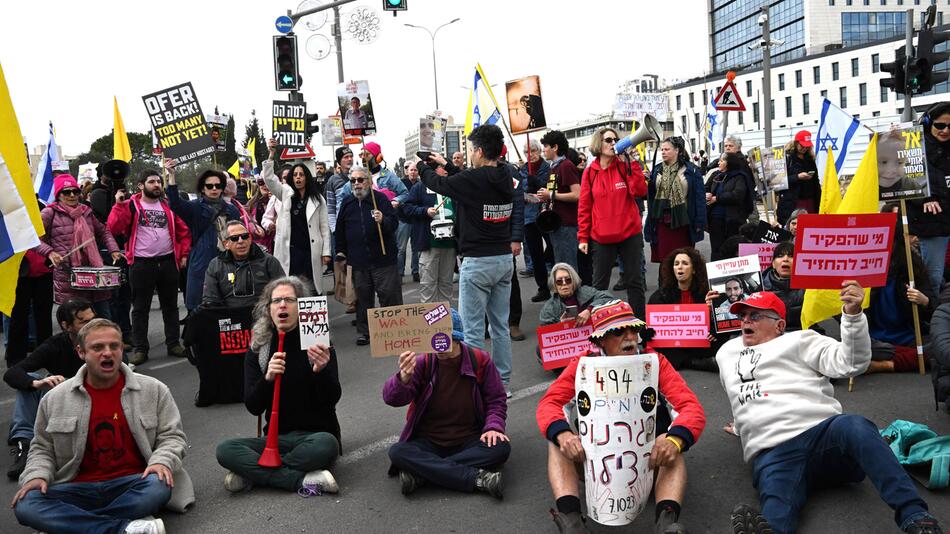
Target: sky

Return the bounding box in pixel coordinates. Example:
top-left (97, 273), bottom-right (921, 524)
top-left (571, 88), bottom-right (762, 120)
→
top-left (0, 0), bottom-right (709, 164)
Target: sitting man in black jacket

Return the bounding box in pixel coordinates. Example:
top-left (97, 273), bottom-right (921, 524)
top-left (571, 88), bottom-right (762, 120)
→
top-left (203, 220), bottom-right (285, 308)
top-left (3, 298), bottom-right (95, 479)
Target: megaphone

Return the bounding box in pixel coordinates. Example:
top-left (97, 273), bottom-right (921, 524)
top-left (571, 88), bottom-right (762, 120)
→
top-left (615, 114), bottom-right (662, 155)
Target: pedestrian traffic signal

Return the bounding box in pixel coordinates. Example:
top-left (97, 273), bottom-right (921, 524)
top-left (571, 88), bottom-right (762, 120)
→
top-left (880, 46), bottom-right (908, 94)
top-left (305, 113), bottom-right (320, 139)
top-left (383, 0), bottom-right (407, 16)
top-left (915, 27), bottom-right (950, 93)
top-left (273, 35), bottom-right (301, 91)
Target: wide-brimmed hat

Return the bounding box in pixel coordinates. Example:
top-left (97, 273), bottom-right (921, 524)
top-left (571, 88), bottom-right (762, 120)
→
top-left (588, 300), bottom-right (646, 340)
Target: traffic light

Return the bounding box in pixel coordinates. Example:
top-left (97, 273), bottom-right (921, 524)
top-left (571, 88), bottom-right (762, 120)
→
top-left (273, 35), bottom-right (301, 91)
top-left (305, 113), bottom-right (320, 139)
top-left (383, 0), bottom-right (407, 16)
top-left (880, 45), bottom-right (908, 94)
top-left (916, 27), bottom-right (950, 93)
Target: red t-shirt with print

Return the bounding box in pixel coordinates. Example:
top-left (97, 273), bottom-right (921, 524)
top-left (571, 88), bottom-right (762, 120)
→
top-left (72, 374), bottom-right (146, 482)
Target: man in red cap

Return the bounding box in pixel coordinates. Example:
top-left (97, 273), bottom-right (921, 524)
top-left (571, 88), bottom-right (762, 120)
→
top-left (718, 283), bottom-right (942, 534)
top-left (536, 300), bottom-right (706, 534)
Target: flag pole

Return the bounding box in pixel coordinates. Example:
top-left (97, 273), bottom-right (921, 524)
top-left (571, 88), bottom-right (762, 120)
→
top-left (362, 134), bottom-right (386, 255)
top-left (475, 64), bottom-right (523, 162)
top-left (900, 198), bottom-right (926, 374)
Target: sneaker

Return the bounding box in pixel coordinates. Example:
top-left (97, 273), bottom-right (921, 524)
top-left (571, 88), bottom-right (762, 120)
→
top-left (657, 508), bottom-right (689, 534)
top-left (412, 273), bottom-right (420, 282)
top-left (906, 516), bottom-right (943, 534)
top-left (6, 438), bottom-right (29, 480)
top-left (474, 469), bottom-right (503, 499)
top-left (223, 471), bottom-right (251, 493)
top-left (550, 510), bottom-right (589, 534)
top-left (731, 504), bottom-right (773, 534)
top-left (125, 518), bottom-right (165, 534)
top-left (399, 470), bottom-right (424, 495)
top-left (356, 334), bottom-right (370, 346)
top-left (506, 388), bottom-right (513, 399)
top-left (130, 352), bottom-right (149, 366)
top-left (612, 280), bottom-right (626, 291)
top-left (519, 269), bottom-right (534, 278)
top-left (530, 289), bottom-right (551, 303)
top-left (302, 469), bottom-right (339, 493)
top-left (167, 344), bottom-right (186, 358)
top-left (510, 326), bottom-right (526, 341)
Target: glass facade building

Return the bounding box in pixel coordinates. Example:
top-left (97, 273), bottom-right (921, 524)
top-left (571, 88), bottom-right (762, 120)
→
top-left (711, 0), bottom-right (806, 72)
top-left (841, 11), bottom-right (906, 46)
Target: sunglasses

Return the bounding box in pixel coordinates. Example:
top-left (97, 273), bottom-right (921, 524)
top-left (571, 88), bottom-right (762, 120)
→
top-left (934, 122), bottom-right (950, 131)
top-left (60, 189), bottom-right (80, 197)
top-left (554, 277), bottom-right (572, 286)
top-left (270, 296), bottom-right (298, 305)
top-left (738, 310), bottom-right (781, 322)
top-left (204, 182), bottom-right (223, 190)
top-left (349, 177), bottom-right (366, 184)
top-left (602, 137), bottom-right (618, 144)
top-left (226, 233), bottom-right (251, 242)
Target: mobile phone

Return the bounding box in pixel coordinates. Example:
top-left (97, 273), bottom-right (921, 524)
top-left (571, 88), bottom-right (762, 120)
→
top-left (416, 151), bottom-right (431, 161)
top-left (565, 305), bottom-right (578, 319)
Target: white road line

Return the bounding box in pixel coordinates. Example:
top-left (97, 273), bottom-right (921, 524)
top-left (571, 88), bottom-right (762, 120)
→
top-left (0, 397), bottom-right (13, 408)
top-left (145, 359), bottom-right (190, 371)
top-left (337, 379), bottom-right (553, 466)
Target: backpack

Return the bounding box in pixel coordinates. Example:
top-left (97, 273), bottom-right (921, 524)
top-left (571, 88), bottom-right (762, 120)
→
top-left (880, 419), bottom-right (950, 490)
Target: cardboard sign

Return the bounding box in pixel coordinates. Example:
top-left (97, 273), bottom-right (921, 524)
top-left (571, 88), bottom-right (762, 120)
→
top-left (645, 304), bottom-right (710, 348)
top-left (337, 80), bottom-right (376, 136)
top-left (505, 75), bottom-right (546, 134)
top-left (298, 296), bottom-right (330, 348)
top-left (368, 301), bottom-right (453, 357)
top-left (791, 213), bottom-right (897, 289)
top-left (142, 82), bottom-right (214, 164)
top-left (575, 354), bottom-right (659, 526)
top-left (272, 100), bottom-right (307, 151)
top-left (739, 242), bottom-right (778, 272)
top-left (707, 255), bottom-right (764, 334)
top-left (878, 124), bottom-right (930, 201)
top-left (537, 321), bottom-right (599, 370)
top-left (752, 221), bottom-right (793, 244)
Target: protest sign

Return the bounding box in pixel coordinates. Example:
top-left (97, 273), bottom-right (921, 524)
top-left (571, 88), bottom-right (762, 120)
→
top-left (298, 296), bottom-right (329, 348)
top-left (878, 125), bottom-right (929, 201)
top-left (758, 146), bottom-right (789, 192)
top-left (613, 93), bottom-right (668, 122)
top-left (205, 111), bottom-right (228, 153)
top-left (142, 82), bottom-right (213, 164)
top-left (791, 213), bottom-right (897, 289)
top-left (537, 321), bottom-right (599, 370)
top-left (419, 116), bottom-right (447, 153)
top-left (707, 255), bottom-right (763, 334)
top-left (368, 301), bottom-right (453, 357)
top-left (272, 100), bottom-right (307, 151)
top-left (739, 242), bottom-right (778, 272)
top-left (321, 116), bottom-right (343, 146)
top-left (575, 354), bottom-right (659, 526)
top-left (337, 80), bottom-right (376, 135)
top-left (505, 75), bottom-right (546, 134)
top-left (645, 304), bottom-right (710, 348)
top-left (752, 220), bottom-right (793, 244)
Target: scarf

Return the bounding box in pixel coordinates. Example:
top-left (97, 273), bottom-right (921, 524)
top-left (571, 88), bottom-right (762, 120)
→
top-left (55, 203), bottom-right (103, 267)
top-left (648, 162), bottom-right (689, 229)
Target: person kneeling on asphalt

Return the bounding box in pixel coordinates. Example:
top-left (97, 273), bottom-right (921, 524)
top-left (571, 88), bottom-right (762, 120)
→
top-left (536, 300), bottom-right (706, 534)
top-left (216, 276), bottom-right (342, 495)
top-left (383, 309), bottom-right (510, 499)
top-left (718, 286), bottom-right (943, 534)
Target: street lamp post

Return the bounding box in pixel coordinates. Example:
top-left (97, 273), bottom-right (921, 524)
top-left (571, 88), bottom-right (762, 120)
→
top-left (405, 18), bottom-right (461, 110)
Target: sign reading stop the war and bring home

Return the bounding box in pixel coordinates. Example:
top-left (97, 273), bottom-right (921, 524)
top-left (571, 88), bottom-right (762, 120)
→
top-left (142, 82), bottom-right (213, 164)
top-left (575, 354), bottom-right (659, 526)
top-left (298, 296), bottom-right (330, 348)
top-left (791, 213), bottom-right (898, 289)
top-left (645, 304), bottom-right (710, 348)
top-left (537, 321), bottom-right (600, 370)
top-left (368, 301), bottom-right (453, 357)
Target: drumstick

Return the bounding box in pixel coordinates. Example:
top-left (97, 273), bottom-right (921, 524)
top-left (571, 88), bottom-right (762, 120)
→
top-left (61, 237), bottom-right (96, 260)
top-left (433, 195), bottom-right (449, 212)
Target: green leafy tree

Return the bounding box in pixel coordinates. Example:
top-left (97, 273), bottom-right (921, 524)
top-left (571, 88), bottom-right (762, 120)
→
top-left (69, 131), bottom-right (159, 188)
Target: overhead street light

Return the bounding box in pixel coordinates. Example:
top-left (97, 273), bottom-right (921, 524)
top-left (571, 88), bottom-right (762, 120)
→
top-left (405, 18), bottom-right (461, 110)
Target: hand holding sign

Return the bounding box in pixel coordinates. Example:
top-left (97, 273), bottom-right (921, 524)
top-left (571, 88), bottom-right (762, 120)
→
top-left (840, 280), bottom-right (865, 315)
top-left (306, 344), bottom-right (331, 373)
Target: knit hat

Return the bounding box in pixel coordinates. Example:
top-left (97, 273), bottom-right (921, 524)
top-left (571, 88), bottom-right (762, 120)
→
top-left (52, 174), bottom-right (80, 199)
top-left (363, 142), bottom-right (382, 159)
top-left (729, 291), bottom-right (787, 321)
top-left (451, 308), bottom-right (464, 341)
top-left (335, 146), bottom-right (353, 164)
top-left (588, 300), bottom-right (646, 340)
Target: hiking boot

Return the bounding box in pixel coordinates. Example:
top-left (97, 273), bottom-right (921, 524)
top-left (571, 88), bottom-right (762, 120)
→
top-left (530, 289), bottom-right (551, 303)
top-left (399, 470), bottom-right (424, 495)
top-left (474, 469), bottom-right (503, 499)
top-left (125, 518), bottom-right (165, 534)
top-left (510, 326), bottom-right (526, 341)
top-left (656, 508), bottom-right (689, 534)
top-left (7, 438), bottom-right (29, 480)
top-left (906, 516), bottom-right (943, 534)
top-left (302, 469), bottom-right (338, 493)
top-left (223, 471), bottom-right (251, 493)
top-left (356, 334), bottom-right (370, 346)
top-left (551, 510), bottom-right (589, 533)
top-left (167, 343), bottom-right (186, 358)
top-left (731, 504), bottom-right (773, 534)
top-left (129, 351), bottom-right (149, 366)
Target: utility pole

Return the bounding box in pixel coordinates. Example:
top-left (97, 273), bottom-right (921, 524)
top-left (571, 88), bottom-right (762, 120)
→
top-left (760, 6), bottom-right (772, 149)
top-left (286, 0), bottom-right (359, 84)
top-left (901, 8), bottom-right (915, 122)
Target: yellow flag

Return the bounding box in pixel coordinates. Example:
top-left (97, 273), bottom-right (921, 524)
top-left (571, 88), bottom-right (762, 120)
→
top-left (227, 158), bottom-right (240, 179)
top-left (248, 137), bottom-right (257, 169)
top-left (113, 96), bottom-right (132, 162)
top-left (0, 62), bottom-right (44, 314)
top-left (801, 134), bottom-right (879, 329)
top-left (818, 147), bottom-right (842, 215)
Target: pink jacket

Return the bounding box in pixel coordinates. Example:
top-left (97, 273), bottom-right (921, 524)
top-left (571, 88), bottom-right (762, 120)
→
top-left (107, 194), bottom-right (192, 267)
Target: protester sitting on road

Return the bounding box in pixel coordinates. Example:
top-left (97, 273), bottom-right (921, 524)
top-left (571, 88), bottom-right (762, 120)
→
top-left (760, 242), bottom-right (805, 331)
top-left (537, 300), bottom-right (706, 534)
top-left (216, 276), bottom-right (341, 495)
top-left (202, 220), bottom-right (285, 309)
top-left (539, 263), bottom-right (614, 327)
top-left (705, 152), bottom-right (750, 261)
top-left (783, 208), bottom-right (807, 241)
top-left (12, 318), bottom-right (190, 534)
top-left (383, 309), bottom-right (509, 499)
top-left (646, 137), bottom-right (706, 271)
top-left (3, 298), bottom-right (95, 480)
top-left (716, 289), bottom-right (942, 534)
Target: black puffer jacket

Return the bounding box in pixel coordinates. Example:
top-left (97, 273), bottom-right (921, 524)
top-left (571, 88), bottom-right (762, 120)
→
top-left (778, 153), bottom-right (820, 225)
top-left (909, 110), bottom-right (950, 237)
top-left (705, 169), bottom-right (749, 224)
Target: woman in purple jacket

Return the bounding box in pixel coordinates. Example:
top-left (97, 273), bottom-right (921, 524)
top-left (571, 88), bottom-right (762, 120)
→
top-left (383, 309), bottom-right (509, 499)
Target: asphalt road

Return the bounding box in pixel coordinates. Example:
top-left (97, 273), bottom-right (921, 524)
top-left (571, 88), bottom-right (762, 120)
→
top-left (1, 241), bottom-right (948, 534)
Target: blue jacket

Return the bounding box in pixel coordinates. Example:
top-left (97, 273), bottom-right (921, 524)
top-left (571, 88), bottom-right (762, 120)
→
top-left (336, 190), bottom-right (398, 269)
top-left (645, 161), bottom-right (706, 245)
top-left (519, 159), bottom-right (550, 225)
top-left (338, 167), bottom-right (408, 206)
top-left (401, 181), bottom-right (440, 253)
top-left (167, 185), bottom-right (240, 310)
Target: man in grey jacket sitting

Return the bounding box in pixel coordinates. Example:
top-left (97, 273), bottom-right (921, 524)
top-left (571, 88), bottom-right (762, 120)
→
top-left (203, 220), bottom-right (285, 308)
top-left (12, 318), bottom-right (191, 534)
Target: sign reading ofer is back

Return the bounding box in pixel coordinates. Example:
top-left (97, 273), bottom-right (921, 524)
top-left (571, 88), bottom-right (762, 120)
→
top-left (142, 82), bottom-right (214, 164)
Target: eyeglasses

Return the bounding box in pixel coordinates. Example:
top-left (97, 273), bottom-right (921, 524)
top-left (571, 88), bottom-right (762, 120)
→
top-left (349, 177), bottom-right (366, 184)
top-left (204, 182), bottom-right (223, 190)
top-left (226, 233), bottom-right (251, 242)
top-left (60, 189), bottom-right (80, 197)
top-left (738, 310), bottom-right (781, 322)
top-left (270, 296), bottom-right (298, 305)
top-left (934, 122), bottom-right (950, 131)
top-left (554, 277), bottom-right (573, 286)
top-left (602, 137), bottom-right (618, 144)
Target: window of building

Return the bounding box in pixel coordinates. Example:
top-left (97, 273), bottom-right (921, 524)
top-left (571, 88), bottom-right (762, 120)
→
top-left (832, 62), bottom-right (839, 81)
top-left (689, 92), bottom-right (694, 108)
top-left (821, 89), bottom-right (828, 99)
top-left (738, 111), bottom-right (744, 125)
top-left (676, 95), bottom-right (681, 110)
top-left (851, 58), bottom-right (859, 76)
top-left (841, 11), bottom-right (907, 46)
top-left (859, 83), bottom-right (867, 105)
top-left (695, 112), bottom-right (701, 131)
top-left (873, 111), bottom-right (881, 117)
top-left (785, 96), bottom-right (793, 117)
top-left (770, 99), bottom-right (775, 119)
top-left (829, 0), bottom-right (834, 4)
top-left (703, 91), bottom-right (709, 106)
top-left (795, 70), bottom-right (802, 88)
top-left (779, 73), bottom-right (786, 91)
top-left (880, 86), bottom-right (889, 102)
top-left (753, 102), bottom-right (760, 124)
top-left (746, 79), bottom-right (752, 97)
top-left (803, 93), bottom-right (810, 115)
top-left (872, 53), bottom-right (880, 73)
top-left (681, 116), bottom-right (687, 134)
top-left (863, 0), bottom-right (869, 5)
top-left (813, 65), bottom-right (821, 84)
top-left (840, 87), bottom-right (848, 108)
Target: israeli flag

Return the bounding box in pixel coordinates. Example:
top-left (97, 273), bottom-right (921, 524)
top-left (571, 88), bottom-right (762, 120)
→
top-left (816, 98), bottom-right (861, 183)
top-left (0, 153), bottom-right (40, 262)
top-left (706, 90), bottom-right (722, 154)
top-left (33, 122), bottom-right (58, 204)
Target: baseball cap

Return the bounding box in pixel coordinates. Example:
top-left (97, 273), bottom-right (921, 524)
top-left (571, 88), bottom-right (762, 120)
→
top-left (729, 291), bottom-right (787, 321)
top-left (794, 130), bottom-right (813, 148)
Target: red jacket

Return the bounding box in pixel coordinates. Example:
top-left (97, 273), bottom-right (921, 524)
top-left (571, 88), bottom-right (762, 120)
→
top-left (577, 157), bottom-right (647, 245)
top-left (107, 194), bottom-right (191, 268)
top-left (536, 352), bottom-right (706, 451)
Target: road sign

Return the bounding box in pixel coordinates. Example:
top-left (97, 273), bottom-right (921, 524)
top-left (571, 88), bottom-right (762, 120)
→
top-left (714, 80), bottom-right (745, 111)
top-left (275, 15), bottom-right (293, 34)
top-left (280, 143), bottom-right (316, 160)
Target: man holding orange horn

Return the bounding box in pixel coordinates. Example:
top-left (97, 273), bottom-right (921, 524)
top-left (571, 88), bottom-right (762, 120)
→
top-left (215, 276), bottom-right (342, 495)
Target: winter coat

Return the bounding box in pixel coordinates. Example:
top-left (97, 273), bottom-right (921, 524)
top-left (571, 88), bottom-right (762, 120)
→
top-left (262, 160), bottom-right (331, 288)
top-left (705, 169), bottom-right (750, 224)
top-left (519, 159), bottom-right (551, 225)
top-left (34, 203), bottom-right (119, 304)
top-left (907, 122), bottom-right (950, 237)
top-left (106, 193), bottom-right (192, 267)
top-left (401, 181), bottom-right (439, 254)
top-left (778, 153), bottom-right (821, 225)
top-left (646, 161), bottom-right (707, 244)
top-left (336, 190), bottom-right (398, 270)
top-left (539, 285), bottom-right (615, 325)
top-left (202, 245), bottom-right (285, 309)
top-left (577, 157), bottom-right (647, 245)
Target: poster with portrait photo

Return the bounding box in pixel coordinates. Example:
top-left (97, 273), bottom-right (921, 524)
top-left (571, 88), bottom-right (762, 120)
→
top-left (419, 116), bottom-right (447, 153)
top-left (877, 124), bottom-right (930, 201)
top-left (337, 80), bottom-right (376, 136)
top-left (505, 75), bottom-right (546, 134)
top-left (707, 255), bottom-right (763, 334)
top-left (206, 112), bottom-right (229, 153)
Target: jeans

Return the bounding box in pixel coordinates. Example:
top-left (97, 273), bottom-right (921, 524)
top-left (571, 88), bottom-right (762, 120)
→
top-left (130, 255), bottom-right (181, 355)
top-left (14, 473), bottom-right (171, 534)
top-left (396, 222), bottom-right (419, 277)
top-left (752, 414), bottom-right (930, 534)
top-left (353, 264), bottom-right (403, 336)
top-left (917, 235), bottom-right (949, 294)
top-left (591, 234), bottom-right (646, 318)
top-left (459, 254), bottom-right (513, 384)
top-left (216, 431), bottom-right (339, 491)
top-left (388, 436), bottom-right (510, 492)
top-left (419, 247), bottom-right (457, 304)
top-left (8, 373), bottom-right (43, 443)
top-left (6, 274), bottom-right (53, 366)
top-left (549, 225), bottom-right (579, 272)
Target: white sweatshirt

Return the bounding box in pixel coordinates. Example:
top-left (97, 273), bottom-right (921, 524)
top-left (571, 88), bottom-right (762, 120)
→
top-left (716, 311), bottom-right (871, 462)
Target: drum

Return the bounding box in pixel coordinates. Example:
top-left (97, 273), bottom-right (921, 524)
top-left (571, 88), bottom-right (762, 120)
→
top-left (69, 266), bottom-right (124, 290)
top-left (431, 219), bottom-right (454, 240)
